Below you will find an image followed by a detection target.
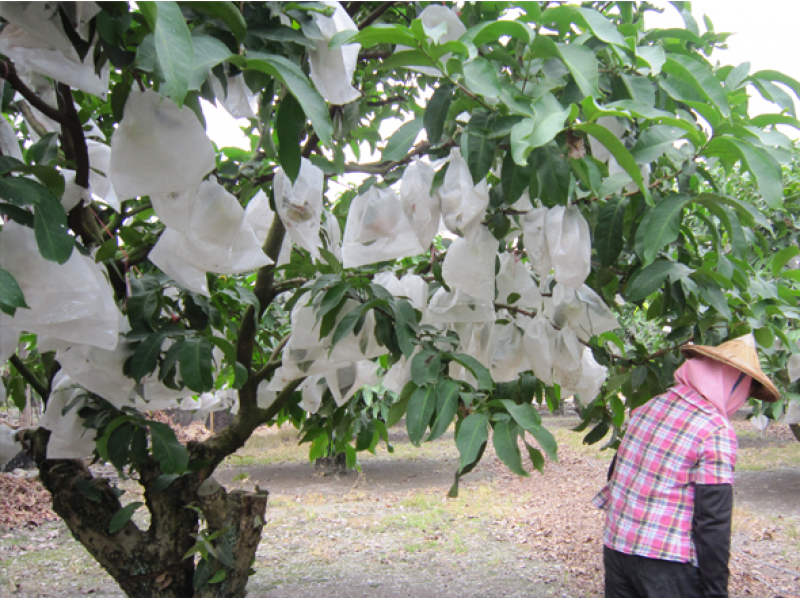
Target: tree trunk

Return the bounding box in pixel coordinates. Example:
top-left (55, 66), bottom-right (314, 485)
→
top-left (29, 429), bottom-right (268, 598)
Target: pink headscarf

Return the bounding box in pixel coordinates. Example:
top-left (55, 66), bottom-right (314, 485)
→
top-left (674, 356), bottom-right (752, 419)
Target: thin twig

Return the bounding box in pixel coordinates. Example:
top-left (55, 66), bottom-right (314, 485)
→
top-left (9, 355), bottom-right (49, 399)
top-left (358, 1), bottom-right (396, 30)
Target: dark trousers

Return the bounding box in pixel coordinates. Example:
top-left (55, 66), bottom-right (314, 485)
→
top-left (604, 546), bottom-right (703, 598)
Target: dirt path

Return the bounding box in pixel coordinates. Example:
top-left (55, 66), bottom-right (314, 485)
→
top-left (0, 419), bottom-right (798, 597)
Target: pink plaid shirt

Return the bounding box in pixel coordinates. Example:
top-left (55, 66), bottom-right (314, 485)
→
top-left (592, 385), bottom-right (737, 565)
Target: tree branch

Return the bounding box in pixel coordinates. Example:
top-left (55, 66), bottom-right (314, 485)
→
top-left (366, 95), bottom-right (407, 106)
top-left (1, 62), bottom-right (63, 125)
top-left (9, 354), bottom-right (49, 399)
top-left (358, 2), bottom-right (396, 30)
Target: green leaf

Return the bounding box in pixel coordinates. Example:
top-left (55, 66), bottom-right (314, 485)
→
top-left (698, 282), bottom-right (731, 320)
top-left (625, 260), bottom-right (675, 302)
top-left (466, 131), bottom-right (494, 185)
top-left (576, 7), bottom-right (625, 46)
top-left (386, 381), bottom-right (416, 428)
top-left (493, 420), bottom-right (528, 477)
top-left (629, 126), bottom-right (685, 165)
top-left (245, 52), bottom-right (332, 146)
top-left (154, 1), bottom-right (194, 106)
top-left (501, 151), bottom-right (532, 204)
top-left (663, 56), bottom-right (729, 118)
top-left (341, 24), bottom-right (417, 48)
top-left (331, 307), bottom-right (363, 347)
top-left (462, 20), bottom-right (531, 45)
top-left (501, 400), bottom-right (542, 433)
top-left (728, 138), bottom-right (783, 209)
top-left (752, 70), bottom-right (800, 103)
top-left (207, 569), bottom-right (227, 585)
top-left (583, 421), bottom-right (609, 445)
top-left (107, 424), bottom-right (134, 471)
top-left (149, 421), bottom-right (190, 474)
top-left (574, 123), bottom-right (650, 204)
top-left (424, 84), bottom-right (454, 145)
top-left (189, 35), bottom-right (234, 90)
top-left (533, 143), bottom-right (571, 205)
top-left (556, 43), bottom-right (599, 98)
top-left (524, 442), bottom-right (545, 473)
top-left (276, 93), bottom-right (306, 184)
top-left (179, 337), bottom-right (215, 393)
top-left (75, 476), bottom-right (102, 503)
top-left (526, 422), bottom-right (557, 461)
top-left (0, 175), bottom-right (59, 207)
top-left (463, 58), bottom-right (501, 97)
top-left (406, 385), bottom-right (437, 446)
top-left (772, 247), bottom-right (800, 276)
top-left (33, 199), bottom-right (74, 264)
top-left (382, 118), bottom-right (424, 162)
top-left (130, 332), bottom-right (166, 380)
top-left (594, 197), bottom-right (627, 267)
top-left (428, 380), bottom-right (460, 441)
top-left (693, 192), bottom-right (768, 230)
top-left (150, 473), bottom-right (180, 494)
top-left (642, 194), bottom-right (691, 265)
top-left (109, 502), bottom-right (144, 534)
top-left (0, 268), bottom-right (28, 316)
top-left (180, 1), bottom-right (247, 42)
top-left (410, 350), bottom-right (441, 386)
top-left (456, 413), bottom-right (489, 471)
top-left (447, 353), bottom-right (493, 390)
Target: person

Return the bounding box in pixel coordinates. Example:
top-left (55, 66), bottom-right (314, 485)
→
top-left (593, 334), bottom-right (780, 598)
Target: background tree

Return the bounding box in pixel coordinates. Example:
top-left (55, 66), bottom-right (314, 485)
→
top-left (1, 1), bottom-right (799, 596)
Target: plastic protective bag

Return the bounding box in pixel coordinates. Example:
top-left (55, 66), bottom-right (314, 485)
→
top-left (0, 115), bottom-right (23, 161)
top-left (442, 225), bottom-right (498, 304)
top-left (545, 205), bottom-right (591, 289)
top-left (400, 159), bottom-right (440, 248)
top-left (751, 414), bottom-right (770, 437)
top-left (244, 190), bottom-right (275, 246)
top-left (788, 354), bottom-right (800, 382)
top-left (326, 360), bottom-right (378, 406)
top-left (552, 326), bottom-right (584, 398)
top-left (212, 73), bottom-right (258, 119)
top-left (544, 284), bottom-right (619, 341)
top-left (496, 253), bottom-right (542, 309)
top-left (397, 5), bottom-right (466, 76)
top-left (0, 222), bottom-right (120, 350)
top-left (490, 320), bottom-right (527, 383)
top-left (307, 1), bottom-right (361, 105)
top-left (782, 400), bottom-right (800, 425)
top-left (85, 140), bottom-right (119, 212)
top-left (38, 373), bottom-right (95, 460)
top-left (437, 148), bottom-right (490, 236)
top-left (0, 424), bottom-right (21, 468)
top-left (0, 3), bottom-right (109, 97)
top-left (424, 287), bottom-right (495, 324)
top-left (298, 374), bottom-right (328, 414)
top-left (150, 185), bottom-right (199, 232)
top-left (342, 186), bottom-right (424, 268)
top-left (522, 203), bottom-right (552, 279)
top-left (573, 348), bottom-right (607, 402)
top-left (149, 178), bottom-right (272, 295)
top-left (110, 89), bottom-right (216, 200)
top-left (447, 322), bottom-right (494, 385)
top-left (60, 171), bottom-right (92, 212)
top-left (523, 315), bottom-right (559, 386)
top-left (383, 350), bottom-right (419, 395)
top-left (0, 327), bottom-right (19, 364)
top-left (274, 158), bottom-right (324, 256)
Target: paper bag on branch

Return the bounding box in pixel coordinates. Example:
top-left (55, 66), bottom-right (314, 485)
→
top-left (400, 159), bottom-right (440, 248)
top-left (442, 225), bottom-right (498, 304)
top-left (544, 283), bottom-right (619, 341)
top-left (307, 1), bottom-right (361, 105)
top-left (496, 252), bottom-right (542, 309)
top-left (39, 373), bottom-right (96, 460)
top-left (437, 148), bottom-right (490, 236)
top-left (342, 186), bottom-right (424, 268)
top-left (424, 287), bottom-right (495, 324)
top-left (523, 315), bottom-right (559, 386)
top-left (274, 158), bottom-right (324, 256)
top-left (545, 205), bottom-right (591, 289)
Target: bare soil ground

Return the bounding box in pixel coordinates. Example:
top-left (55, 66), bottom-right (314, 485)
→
top-left (0, 418), bottom-right (798, 597)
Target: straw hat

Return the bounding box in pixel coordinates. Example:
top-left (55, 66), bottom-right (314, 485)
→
top-left (680, 334), bottom-right (780, 403)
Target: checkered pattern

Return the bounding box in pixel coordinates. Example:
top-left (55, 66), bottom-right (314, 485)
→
top-left (592, 385), bottom-right (737, 565)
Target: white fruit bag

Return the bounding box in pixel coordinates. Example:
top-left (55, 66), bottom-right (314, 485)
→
top-left (0, 222), bottom-right (120, 350)
top-left (39, 373), bottom-right (95, 460)
top-left (400, 159), bottom-right (440, 248)
top-left (383, 350), bottom-right (419, 395)
top-left (110, 90), bottom-right (216, 200)
top-left (552, 326), bottom-right (585, 397)
top-left (437, 148), bottom-right (490, 235)
top-left (397, 5), bottom-right (466, 76)
top-left (0, 115), bottom-right (23, 161)
top-left (342, 186), bottom-right (424, 268)
top-left (0, 424), bottom-right (21, 468)
top-left (490, 320), bottom-right (526, 382)
top-left (373, 272), bottom-right (405, 298)
top-left (523, 315), bottom-right (559, 386)
top-left (546, 205), bottom-right (591, 289)
top-left (788, 354), bottom-right (800, 382)
top-left (86, 140), bottom-right (120, 212)
top-left (212, 73), bottom-right (258, 119)
top-left (151, 185), bottom-right (199, 232)
top-left (751, 414), bottom-right (770, 437)
top-left (522, 204), bottom-right (551, 279)
top-left (319, 210), bottom-right (343, 262)
top-left (573, 348), bottom-right (607, 402)
top-left (244, 190), bottom-right (275, 246)
top-left (496, 252), bottom-right (542, 309)
top-left (307, 1), bottom-right (361, 105)
top-left (442, 225), bottom-right (498, 304)
top-left (400, 274), bottom-right (429, 313)
top-left (299, 374), bottom-right (328, 414)
top-left (0, 327), bottom-right (19, 364)
top-left (148, 233), bottom-right (210, 296)
top-left (424, 287), bottom-right (495, 324)
top-left (782, 400), bottom-right (800, 425)
top-left (545, 284), bottom-right (619, 341)
top-left (274, 158), bottom-right (324, 256)
top-left (326, 360), bottom-right (378, 406)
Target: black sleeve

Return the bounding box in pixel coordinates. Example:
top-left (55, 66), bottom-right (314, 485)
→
top-left (607, 452), bottom-right (617, 481)
top-left (693, 483), bottom-right (733, 598)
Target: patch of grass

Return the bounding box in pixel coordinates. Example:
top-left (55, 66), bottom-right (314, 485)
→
top-left (736, 439), bottom-right (800, 471)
